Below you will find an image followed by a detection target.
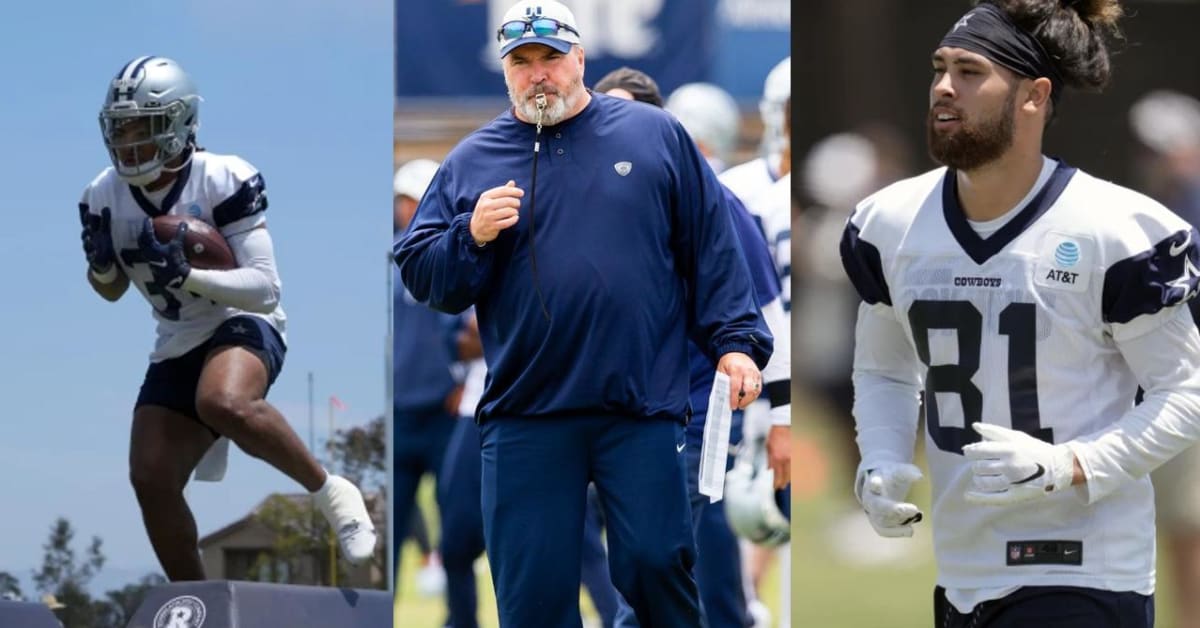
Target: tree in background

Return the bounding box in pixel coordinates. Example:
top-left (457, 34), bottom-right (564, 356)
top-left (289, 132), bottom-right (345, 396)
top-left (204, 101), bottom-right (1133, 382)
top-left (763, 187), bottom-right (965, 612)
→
top-left (251, 414), bottom-right (388, 588)
top-left (327, 414), bottom-right (387, 494)
top-left (93, 573), bottom-right (167, 628)
top-left (26, 518), bottom-right (164, 628)
top-left (0, 571), bottom-right (23, 601)
top-left (32, 517), bottom-right (105, 627)
top-left (326, 414), bottom-right (387, 586)
top-left (249, 493), bottom-right (330, 584)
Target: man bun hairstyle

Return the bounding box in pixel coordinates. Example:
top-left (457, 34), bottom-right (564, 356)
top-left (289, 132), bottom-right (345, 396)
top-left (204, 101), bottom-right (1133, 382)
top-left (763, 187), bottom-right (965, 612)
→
top-left (983, 0), bottom-right (1124, 92)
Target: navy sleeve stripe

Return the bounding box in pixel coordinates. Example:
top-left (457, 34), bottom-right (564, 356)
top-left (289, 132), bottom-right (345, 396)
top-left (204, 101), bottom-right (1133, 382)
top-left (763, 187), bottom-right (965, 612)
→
top-left (213, 173), bottom-right (268, 228)
top-left (840, 218), bottom-right (892, 306)
top-left (765, 379), bottom-right (790, 408)
top-left (1103, 228), bottom-right (1200, 324)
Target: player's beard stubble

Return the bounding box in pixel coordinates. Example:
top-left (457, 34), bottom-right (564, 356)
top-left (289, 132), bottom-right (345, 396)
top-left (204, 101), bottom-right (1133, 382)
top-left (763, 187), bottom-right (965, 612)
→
top-left (927, 86), bottom-right (1017, 172)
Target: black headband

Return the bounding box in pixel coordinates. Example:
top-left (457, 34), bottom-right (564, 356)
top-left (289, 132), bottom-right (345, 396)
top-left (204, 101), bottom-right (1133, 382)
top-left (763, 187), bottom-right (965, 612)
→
top-left (939, 3), bottom-right (1064, 106)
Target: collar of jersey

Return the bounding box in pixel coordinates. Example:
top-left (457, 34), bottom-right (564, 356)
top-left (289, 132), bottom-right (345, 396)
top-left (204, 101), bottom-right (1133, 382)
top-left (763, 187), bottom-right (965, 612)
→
top-left (942, 158), bottom-right (1076, 265)
top-left (130, 159), bottom-right (193, 218)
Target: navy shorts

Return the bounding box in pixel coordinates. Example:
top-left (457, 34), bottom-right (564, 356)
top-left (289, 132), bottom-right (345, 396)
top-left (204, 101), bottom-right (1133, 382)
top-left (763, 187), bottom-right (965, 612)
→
top-left (934, 585), bottom-right (1153, 628)
top-left (136, 316), bottom-right (286, 426)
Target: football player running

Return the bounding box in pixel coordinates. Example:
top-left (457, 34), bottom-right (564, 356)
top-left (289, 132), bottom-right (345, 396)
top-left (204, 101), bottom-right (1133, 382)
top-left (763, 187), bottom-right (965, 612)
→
top-left (841, 2), bottom-right (1200, 626)
top-left (79, 56), bottom-right (376, 581)
top-left (720, 56), bottom-right (791, 314)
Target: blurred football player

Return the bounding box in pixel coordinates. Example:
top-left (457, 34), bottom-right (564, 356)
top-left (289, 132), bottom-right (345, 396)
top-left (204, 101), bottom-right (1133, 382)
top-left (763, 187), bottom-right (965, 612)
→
top-left (79, 56), bottom-right (375, 581)
top-left (841, 2), bottom-right (1200, 625)
top-left (664, 82), bottom-right (740, 174)
top-left (689, 57), bottom-right (791, 627)
top-left (722, 58), bottom-right (791, 320)
top-left (1129, 89), bottom-right (1200, 628)
top-left (391, 157), bottom-right (459, 602)
top-left (597, 66), bottom-right (791, 628)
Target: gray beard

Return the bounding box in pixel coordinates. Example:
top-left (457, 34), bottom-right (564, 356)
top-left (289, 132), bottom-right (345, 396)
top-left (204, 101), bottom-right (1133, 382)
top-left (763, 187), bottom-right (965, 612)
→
top-left (507, 78), bottom-right (580, 126)
top-left (513, 93), bottom-right (570, 125)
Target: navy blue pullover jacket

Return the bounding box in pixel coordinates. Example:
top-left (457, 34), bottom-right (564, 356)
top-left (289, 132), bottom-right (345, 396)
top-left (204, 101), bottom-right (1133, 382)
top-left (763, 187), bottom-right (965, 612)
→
top-left (687, 186), bottom-right (781, 430)
top-left (392, 266), bottom-right (458, 417)
top-left (394, 93), bottom-right (772, 423)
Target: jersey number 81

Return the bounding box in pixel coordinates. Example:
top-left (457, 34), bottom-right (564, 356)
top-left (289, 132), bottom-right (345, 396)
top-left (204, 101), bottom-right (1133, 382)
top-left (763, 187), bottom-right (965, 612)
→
top-left (908, 299), bottom-right (1052, 454)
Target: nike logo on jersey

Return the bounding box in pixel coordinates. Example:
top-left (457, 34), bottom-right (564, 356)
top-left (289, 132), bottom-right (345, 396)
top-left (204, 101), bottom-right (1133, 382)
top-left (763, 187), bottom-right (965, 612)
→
top-left (1013, 464), bottom-right (1046, 485)
top-left (1170, 231), bottom-right (1192, 257)
top-left (1006, 540), bottom-right (1082, 565)
top-left (148, 259), bottom-right (168, 268)
top-left (676, 443), bottom-right (685, 453)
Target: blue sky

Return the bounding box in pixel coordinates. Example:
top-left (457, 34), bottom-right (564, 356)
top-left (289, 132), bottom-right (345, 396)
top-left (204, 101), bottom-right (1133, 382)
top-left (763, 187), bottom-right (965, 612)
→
top-left (0, 0), bottom-right (392, 595)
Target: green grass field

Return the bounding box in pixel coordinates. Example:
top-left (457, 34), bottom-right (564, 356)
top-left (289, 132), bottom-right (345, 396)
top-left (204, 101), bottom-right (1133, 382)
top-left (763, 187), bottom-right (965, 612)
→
top-left (788, 394), bottom-right (1180, 628)
top-left (392, 479), bottom-right (781, 627)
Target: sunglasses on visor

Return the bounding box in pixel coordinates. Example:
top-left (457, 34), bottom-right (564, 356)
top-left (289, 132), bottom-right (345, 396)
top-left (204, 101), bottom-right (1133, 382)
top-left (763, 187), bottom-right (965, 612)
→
top-left (496, 18), bottom-right (579, 43)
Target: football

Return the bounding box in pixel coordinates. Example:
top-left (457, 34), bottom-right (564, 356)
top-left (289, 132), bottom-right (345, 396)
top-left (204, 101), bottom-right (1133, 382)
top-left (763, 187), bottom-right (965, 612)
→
top-left (151, 215), bottom-right (237, 270)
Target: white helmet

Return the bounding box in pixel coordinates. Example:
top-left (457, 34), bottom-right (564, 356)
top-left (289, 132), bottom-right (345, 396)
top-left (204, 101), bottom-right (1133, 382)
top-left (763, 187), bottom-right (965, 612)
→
top-left (759, 56), bottom-right (791, 164)
top-left (665, 83), bottom-right (740, 165)
top-left (393, 159), bottom-right (440, 201)
top-left (724, 455), bottom-right (790, 548)
top-left (803, 132), bottom-right (878, 209)
top-left (1129, 90), bottom-right (1200, 156)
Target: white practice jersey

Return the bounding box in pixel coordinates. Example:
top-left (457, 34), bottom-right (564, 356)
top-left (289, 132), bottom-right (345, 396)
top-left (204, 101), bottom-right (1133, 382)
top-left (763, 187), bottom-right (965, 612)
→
top-left (81, 151), bottom-right (286, 362)
top-left (722, 157), bottom-right (791, 311)
top-left (842, 159), bottom-right (1200, 606)
top-left (720, 155), bottom-right (776, 211)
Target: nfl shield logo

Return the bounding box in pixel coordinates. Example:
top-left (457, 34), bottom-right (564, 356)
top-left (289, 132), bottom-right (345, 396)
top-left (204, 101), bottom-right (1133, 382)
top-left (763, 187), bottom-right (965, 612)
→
top-left (1009, 546), bottom-right (1021, 561)
top-left (614, 161), bottom-right (632, 176)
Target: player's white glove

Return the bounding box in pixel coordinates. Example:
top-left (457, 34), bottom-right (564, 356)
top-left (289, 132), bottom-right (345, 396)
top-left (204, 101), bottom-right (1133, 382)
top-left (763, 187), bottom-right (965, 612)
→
top-left (962, 423), bottom-right (1076, 505)
top-left (855, 462), bottom-right (924, 538)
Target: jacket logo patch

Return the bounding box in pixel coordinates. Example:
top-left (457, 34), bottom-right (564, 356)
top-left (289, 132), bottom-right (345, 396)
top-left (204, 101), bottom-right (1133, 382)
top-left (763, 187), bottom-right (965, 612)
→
top-left (614, 161), bottom-right (632, 176)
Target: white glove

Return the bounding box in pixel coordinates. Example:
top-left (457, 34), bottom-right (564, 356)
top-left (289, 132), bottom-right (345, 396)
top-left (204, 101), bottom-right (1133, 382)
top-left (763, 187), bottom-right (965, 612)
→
top-left (962, 422), bottom-right (1077, 505)
top-left (855, 462), bottom-right (924, 538)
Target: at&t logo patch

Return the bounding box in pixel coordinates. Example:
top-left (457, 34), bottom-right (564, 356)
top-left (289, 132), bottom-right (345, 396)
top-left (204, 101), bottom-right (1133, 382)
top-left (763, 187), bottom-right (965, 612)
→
top-left (1035, 232), bottom-right (1093, 293)
top-left (1054, 240), bottom-right (1080, 267)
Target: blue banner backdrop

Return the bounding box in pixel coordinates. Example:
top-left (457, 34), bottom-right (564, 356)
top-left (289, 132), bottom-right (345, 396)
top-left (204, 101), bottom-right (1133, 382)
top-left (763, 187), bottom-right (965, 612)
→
top-left (395, 0), bottom-right (787, 100)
